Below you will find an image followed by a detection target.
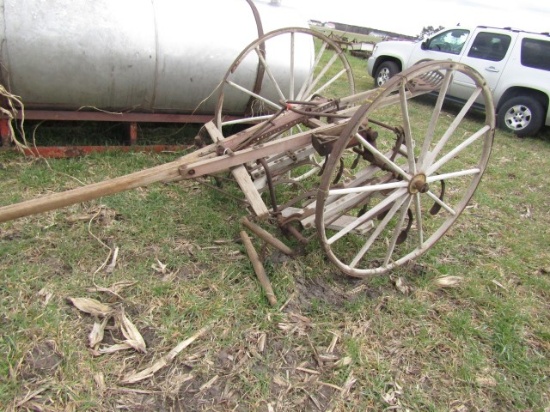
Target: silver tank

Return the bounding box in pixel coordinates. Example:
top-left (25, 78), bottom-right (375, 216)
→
top-left (0, 0), bottom-right (311, 114)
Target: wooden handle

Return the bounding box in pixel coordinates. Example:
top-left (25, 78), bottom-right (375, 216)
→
top-left (0, 149), bottom-right (215, 223)
top-left (240, 230), bottom-right (277, 307)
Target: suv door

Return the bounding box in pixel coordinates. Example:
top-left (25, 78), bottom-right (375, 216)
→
top-left (452, 31), bottom-right (513, 102)
top-left (407, 28), bottom-right (470, 66)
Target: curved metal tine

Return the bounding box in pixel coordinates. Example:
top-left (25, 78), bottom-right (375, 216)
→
top-left (399, 80), bottom-right (417, 176)
top-left (418, 67), bottom-right (455, 167)
top-left (296, 40), bottom-right (328, 100)
top-left (327, 188), bottom-right (406, 245)
top-left (350, 191), bottom-right (408, 268)
top-left (421, 86), bottom-right (483, 170)
top-left (254, 46), bottom-right (287, 104)
top-left (427, 125), bottom-right (490, 175)
top-left (383, 196), bottom-right (413, 266)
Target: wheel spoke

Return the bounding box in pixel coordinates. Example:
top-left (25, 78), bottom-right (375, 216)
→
top-left (289, 32), bottom-right (295, 100)
top-left (328, 179), bottom-right (408, 196)
top-left (254, 47), bottom-right (287, 104)
top-left (421, 86), bottom-right (483, 170)
top-left (355, 132), bottom-right (411, 180)
top-left (305, 68), bottom-right (349, 101)
top-left (327, 188), bottom-right (406, 245)
top-left (302, 54), bottom-right (341, 100)
top-left (414, 193), bottom-right (424, 246)
top-left (427, 168), bottom-right (482, 182)
top-left (350, 192), bottom-right (409, 267)
top-left (418, 68), bottom-right (455, 167)
top-left (427, 125), bottom-right (490, 175)
top-left (225, 80), bottom-right (282, 111)
top-left (296, 40), bottom-right (328, 100)
top-left (218, 114), bottom-right (274, 127)
top-left (425, 190), bottom-right (456, 215)
top-left (383, 196), bottom-right (413, 266)
top-left (400, 81), bottom-right (417, 175)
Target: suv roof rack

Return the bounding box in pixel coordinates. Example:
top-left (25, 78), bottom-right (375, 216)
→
top-left (477, 25), bottom-right (549, 36)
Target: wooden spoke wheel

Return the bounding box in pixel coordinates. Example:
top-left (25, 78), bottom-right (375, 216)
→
top-left (315, 61), bottom-right (495, 277)
top-left (215, 26), bottom-right (355, 130)
top-left (214, 27), bottom-right (355, 185)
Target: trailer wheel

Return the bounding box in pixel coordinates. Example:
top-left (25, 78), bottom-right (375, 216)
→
top-left (315, 61), bottom-right (495, 277)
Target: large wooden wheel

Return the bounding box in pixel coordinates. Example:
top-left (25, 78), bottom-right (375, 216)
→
top-left (215, 27), bottom-right (355, 130)
top-left (315, 61), bottom-right (495, 277)
top-left (214, 27), bottom-right (355, 186)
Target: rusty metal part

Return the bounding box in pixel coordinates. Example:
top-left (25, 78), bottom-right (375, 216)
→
top-left (0, 111), bottom-right (238, 157)
top-left (243, 0), bottom-right (267, 118)
top-left (396, 208), bottom-right (414, 245)
top-left (282, 223), bottom-right (309, 245)
top-left (408, 173), bottom-right (429, 194)
top-left (429, 179), bottom-right (446, 215)
top-left (257, 157), bottom-right (278, 213)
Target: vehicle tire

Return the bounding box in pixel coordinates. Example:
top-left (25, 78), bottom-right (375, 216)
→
top-left (373, 61), bottom-right (399, 87)
top-left (497, 96), bottom-right (545, 137)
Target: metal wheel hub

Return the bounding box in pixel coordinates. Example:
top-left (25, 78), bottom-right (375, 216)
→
top-left (408, 173), bottom-right (429, 194)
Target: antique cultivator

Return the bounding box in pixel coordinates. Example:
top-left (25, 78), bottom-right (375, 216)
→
top-left (0, 28), bottom-right (495, 278)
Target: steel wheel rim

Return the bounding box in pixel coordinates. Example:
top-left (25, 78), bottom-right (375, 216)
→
top-left (504, 104), bottom-right (531, 130)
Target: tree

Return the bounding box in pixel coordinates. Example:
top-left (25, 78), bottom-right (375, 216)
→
top-left (419, 25), bottom-right (445, 38)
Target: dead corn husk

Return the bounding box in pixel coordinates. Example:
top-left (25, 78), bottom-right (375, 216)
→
top-left (89, 316), bottom-right (111, 348)
top-left (68, 297), bottom-right (113, 317)
top-left (118, 310), bottom-right (147, 353)
top-left (120, 324), bottom-right (212, 384)
top-left (433, 276), bottom-right (464, 288)
top-left (99, 343), bottom-right (134, 354)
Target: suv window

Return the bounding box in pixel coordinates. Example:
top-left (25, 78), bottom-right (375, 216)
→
top-left (426, 29), bottom-right (469, 55)
top-left (467, 32), bottom-right (511, 61)
top-left (521, 38), bottom-right (550, 71)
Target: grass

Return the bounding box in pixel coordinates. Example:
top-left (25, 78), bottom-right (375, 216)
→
top-left (1, 43), bottom-right (549, 411)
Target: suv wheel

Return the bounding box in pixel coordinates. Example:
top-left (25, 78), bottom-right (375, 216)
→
top-left (497, 96), bottom-right (544, 137)
top-left (374, 61), bottom-right (399, 87)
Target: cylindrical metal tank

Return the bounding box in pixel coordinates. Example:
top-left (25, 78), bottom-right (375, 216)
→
top-left (0, 0), bottom-right (312, 115)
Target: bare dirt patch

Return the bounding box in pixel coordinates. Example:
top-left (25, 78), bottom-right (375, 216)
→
top-left (20, 340), bottom-right (63, 380)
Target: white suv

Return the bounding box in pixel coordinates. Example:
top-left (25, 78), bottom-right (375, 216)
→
top-left (367, 26), bottom-right (550, 137)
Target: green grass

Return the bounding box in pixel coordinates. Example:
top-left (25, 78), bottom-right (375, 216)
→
top-left (1, 46), bottom-right (549, 411)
